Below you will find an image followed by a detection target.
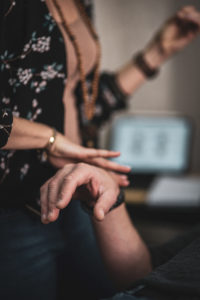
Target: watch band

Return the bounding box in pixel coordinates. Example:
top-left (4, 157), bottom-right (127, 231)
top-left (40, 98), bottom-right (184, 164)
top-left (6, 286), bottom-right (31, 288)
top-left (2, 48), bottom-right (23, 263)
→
top-left (81, 189), bottom-right (125, 216)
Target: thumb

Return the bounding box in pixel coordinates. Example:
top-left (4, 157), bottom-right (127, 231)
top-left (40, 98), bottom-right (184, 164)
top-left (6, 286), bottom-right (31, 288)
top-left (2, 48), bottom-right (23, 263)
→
top-left (93, 190), bottom-right (118, 221)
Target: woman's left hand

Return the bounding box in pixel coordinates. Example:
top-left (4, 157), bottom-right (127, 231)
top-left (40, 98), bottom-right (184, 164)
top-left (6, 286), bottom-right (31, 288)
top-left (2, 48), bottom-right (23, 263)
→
top-left (48, 153), bottom-right (131, 174)
top-left (47, 132), bottom-right (131, 174)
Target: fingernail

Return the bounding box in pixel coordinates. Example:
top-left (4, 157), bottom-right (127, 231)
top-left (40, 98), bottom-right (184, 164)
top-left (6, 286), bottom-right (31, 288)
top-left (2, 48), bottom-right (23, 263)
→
top-left (124, 179), bottom-right (129, 183)
top-left (48, 211), bottom-right (54, 218)
top-left (42, 214), bottom-right (46, 220)
top-left (57, 198), bottom-right (62, 203)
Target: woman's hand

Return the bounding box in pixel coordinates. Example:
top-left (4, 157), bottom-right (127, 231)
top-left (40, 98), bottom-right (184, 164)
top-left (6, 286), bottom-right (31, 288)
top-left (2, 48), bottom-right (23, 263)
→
top-left (108, 170), bottom-right (130, 187)
top-left (47, 132), bottom-right (131, 173)
top-left (40, 163), bottom-right (123, 224)
top-left (144, 6), bottom-right (200, 67)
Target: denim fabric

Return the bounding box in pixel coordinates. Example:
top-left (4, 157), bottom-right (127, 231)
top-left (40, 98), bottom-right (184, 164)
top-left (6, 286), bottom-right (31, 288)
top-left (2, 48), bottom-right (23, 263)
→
top-left (102, 291), bottom-right (150, 300)
top-left (59, 200), bottom-right (116, 299)
top-left (0, 200), bottom-right (115, 300)
top-left (0, 208), bottom-right (63, 300)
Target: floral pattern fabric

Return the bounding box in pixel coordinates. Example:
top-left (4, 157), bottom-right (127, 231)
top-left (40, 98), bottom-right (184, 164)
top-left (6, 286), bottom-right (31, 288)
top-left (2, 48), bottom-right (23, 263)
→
top-left (0, 0), bottom-right (127, 206)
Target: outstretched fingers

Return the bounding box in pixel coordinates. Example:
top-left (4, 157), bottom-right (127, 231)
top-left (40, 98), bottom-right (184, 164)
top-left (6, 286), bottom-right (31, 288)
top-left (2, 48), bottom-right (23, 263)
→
top-left (77, 146), bottom-right (121, 160)
top-left (85, 157), bottom-right (131, 173)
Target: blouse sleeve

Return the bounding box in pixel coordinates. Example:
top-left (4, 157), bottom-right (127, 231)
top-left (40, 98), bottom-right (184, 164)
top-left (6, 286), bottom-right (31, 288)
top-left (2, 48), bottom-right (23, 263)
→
top-left (76, 72), bottom-right (128, 146)
top-left (91, 72), bottom-right (128, 126)
top-left (0, 106), bottom-right (13, 148)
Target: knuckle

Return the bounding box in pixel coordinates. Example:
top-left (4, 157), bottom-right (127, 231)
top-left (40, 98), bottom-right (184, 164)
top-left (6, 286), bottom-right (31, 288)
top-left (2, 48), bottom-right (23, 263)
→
top-left (78, 163), bottom-right (91, 174)
top-left (63, 174), bottom-right (73, 182)
top-left (48, 179), bottom-right (57, 191)
top-left (76, 152), bottom-right (83, 159)
top-left (64, 163), bottom-right (74, 170)
top-left (58, 191), bottom-right (66, 200)
top-left (56, 200), bottom-right (66, 209)
top-left (48, 197), bottom-right (55, 206)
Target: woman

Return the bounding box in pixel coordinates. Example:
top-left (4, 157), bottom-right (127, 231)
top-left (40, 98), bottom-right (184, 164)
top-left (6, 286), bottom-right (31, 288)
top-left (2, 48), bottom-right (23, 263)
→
top-left (0, 1), bottom-right (199, 299)
top-left (0, 1), bottom-right (131, 298)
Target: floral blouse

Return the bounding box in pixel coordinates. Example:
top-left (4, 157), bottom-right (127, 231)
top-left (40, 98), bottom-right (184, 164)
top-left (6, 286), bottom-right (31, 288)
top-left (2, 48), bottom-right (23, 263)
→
top-left (0, 0), bottom-right (127, 206)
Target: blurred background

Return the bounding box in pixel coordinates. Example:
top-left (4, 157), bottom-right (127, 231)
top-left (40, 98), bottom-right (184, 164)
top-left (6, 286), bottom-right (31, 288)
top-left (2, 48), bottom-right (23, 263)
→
top-left (94, 0), bottom-right (200, 171)
top-left (93, 0), bottom-right (200, 246)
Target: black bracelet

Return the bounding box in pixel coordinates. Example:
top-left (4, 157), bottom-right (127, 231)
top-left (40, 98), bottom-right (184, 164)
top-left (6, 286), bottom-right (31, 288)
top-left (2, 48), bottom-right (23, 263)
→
top-left (81, 189), bottom-right (125, 216)
top-left (133, 52), bottom-right (159, 79)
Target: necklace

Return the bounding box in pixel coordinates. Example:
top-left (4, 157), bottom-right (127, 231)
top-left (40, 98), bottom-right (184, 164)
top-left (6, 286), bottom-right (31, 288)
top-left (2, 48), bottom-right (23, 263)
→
top-left (52, 0), bottom-right (101, 121)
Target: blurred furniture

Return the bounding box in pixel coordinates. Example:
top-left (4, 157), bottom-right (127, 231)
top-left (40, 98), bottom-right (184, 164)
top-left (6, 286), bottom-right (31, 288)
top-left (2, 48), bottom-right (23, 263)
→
top-left (109, 114), bottom-right (200, 245)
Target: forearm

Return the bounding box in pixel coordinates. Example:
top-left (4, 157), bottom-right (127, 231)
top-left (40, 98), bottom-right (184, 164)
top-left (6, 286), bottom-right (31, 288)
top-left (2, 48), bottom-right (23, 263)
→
top-left (2, 117), bottom-right (129, 173)
top-left (116, 44), bottom-right (166, 96)
top-left (93, 204), bottom-right (152, 289)
top-left (2, 117), bottom-right (52, 150)
top-left (116, 5), bottom-right (200, 96)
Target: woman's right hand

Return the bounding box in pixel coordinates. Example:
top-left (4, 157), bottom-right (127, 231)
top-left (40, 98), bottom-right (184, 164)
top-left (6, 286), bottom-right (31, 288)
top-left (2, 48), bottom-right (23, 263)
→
top-left (47, 132), bottom-right (131, 173)
top-left (144, 6), bottom-right (200, 67)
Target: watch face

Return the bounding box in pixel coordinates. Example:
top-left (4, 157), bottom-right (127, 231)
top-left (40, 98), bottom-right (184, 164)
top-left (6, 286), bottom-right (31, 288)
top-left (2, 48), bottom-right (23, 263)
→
top-left (110, 116), bottom-right (192, 173)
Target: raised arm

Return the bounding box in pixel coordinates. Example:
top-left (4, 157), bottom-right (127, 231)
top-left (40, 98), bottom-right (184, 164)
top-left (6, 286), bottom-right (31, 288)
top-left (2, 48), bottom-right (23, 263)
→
top-left (116, 6), bottom-right (200, 95)
top-left (83, 6), bottom-right (200, 134)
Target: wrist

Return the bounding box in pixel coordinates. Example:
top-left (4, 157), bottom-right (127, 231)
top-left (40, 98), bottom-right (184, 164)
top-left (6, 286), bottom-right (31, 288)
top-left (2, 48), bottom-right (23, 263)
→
top-left (45, 127), bottom-right (57, 152)
top-left (133, 51), bottom-right (159, 79)
top-left (40, 127), bottom-right (59, 162)
top-left (143, 43), bottom-right (168, 69)
top-left (3, 117), bottom-right (57, 150)
top-left (116, 62), bottom-right (146, 95)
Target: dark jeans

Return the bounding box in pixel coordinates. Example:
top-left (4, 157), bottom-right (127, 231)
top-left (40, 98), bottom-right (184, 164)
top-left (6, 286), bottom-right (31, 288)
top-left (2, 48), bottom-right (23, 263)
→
top-left (103, 289), bottom-right (200, 300)
top-left (0, 200), bottom-right (115, 300)
top-left (102, 289), bottom-right (150, 300)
